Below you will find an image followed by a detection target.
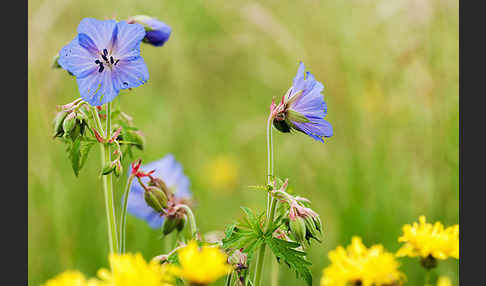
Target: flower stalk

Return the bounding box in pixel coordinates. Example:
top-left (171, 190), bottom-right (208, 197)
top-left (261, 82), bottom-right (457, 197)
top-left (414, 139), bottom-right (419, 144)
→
top-left (93, 103), bottom-right (119, 254)
top-left (253, 113), bottom-right (277, 286)
top-left (177, 204), bottom-right (198, 239)
top-left (119, 174), bottom-right (135, 253)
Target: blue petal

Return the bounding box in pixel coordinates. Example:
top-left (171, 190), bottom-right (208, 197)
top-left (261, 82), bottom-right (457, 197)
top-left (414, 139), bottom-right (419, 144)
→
top-left (77, 18), bottom-right (117, 51)
top-left (58, 36), bottom-right (97, 78)
top-left (76, 70), bottom-right (118, 106)
top-left (292, 62), bottom-right (306, 92)
top-left (144, 19), bottom-right (171, 46)
top-left (293, 119), bottom-right (333, 141)
top-left (78, 33), bottom-right (98, 54)
top-left (111, 56), bottom-right (149, 91)
top-left (112, 21), bottom-right (146, 60)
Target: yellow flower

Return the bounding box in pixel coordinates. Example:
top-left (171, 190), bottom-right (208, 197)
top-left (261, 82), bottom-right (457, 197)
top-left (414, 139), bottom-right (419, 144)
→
top-left (97, 253), bottom-right (175, 286)
top-left (42, 270), bottom-right (100, 286)
top-left (204, 155), bottom-right (238, 192)
top-left (321, 236), bottom-right (405, 286)
top-left (396, 216), bottom-right (459, 260)
top-left (172, 240), bottom-right (232, 285)
top-left (437, 276), bottom-right (452, 286)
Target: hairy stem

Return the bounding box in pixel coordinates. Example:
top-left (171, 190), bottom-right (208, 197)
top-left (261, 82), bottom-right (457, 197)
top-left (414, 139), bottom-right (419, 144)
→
top-left (94, 103), bottom-right (118, 254)
top-left (119, 174), bottom-right (134, 253)
top-left (253, 114), bottom-right (276, 286)
top-left (178, 204), bottom-right (198, 239)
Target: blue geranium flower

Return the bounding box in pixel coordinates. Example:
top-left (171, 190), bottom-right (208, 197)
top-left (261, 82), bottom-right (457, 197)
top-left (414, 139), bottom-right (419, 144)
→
top-left (271, 62), bottom-right (333, 142)
top-left (58, 18), bottom-right (149, 106)
top-left (127, 154), bottom-right (191, 229)
top-left (129, 15), bottom-right (172, 47)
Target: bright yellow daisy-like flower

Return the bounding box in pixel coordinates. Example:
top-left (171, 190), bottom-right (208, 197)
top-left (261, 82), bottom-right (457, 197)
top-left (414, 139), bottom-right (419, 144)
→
top-left (97, 253), bottom-right (175, 286)
top-left (172, 240), bottom-right (232, 285)
top-left (396, 216), bottom-right (459, 261)
top-left (42, 270), bottom-right (100, 286)
top-left (321, 236), bottom-right (405, 286)
top-left (437, 276), bottom-right (452, 286)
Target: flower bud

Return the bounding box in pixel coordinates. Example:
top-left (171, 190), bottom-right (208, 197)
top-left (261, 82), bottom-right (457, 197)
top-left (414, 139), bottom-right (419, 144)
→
top-left (149, 177), bottom-right (172, 197)
top-left (129, 15), bottom-right (171, 47)
top-left (303, 215), bottom-right (322, 245)
top-left (52, 111), bottom-right (68, 138)
top-left (131, 130), bottom-right (145, 150)
top-left (101, 161), bottom-right (116, 176)
top-left (62, 112), bottom-right (77, 136)
top-left (289, 216), bottom-right (307, 244)
top-left (144, 186), bottom-right (168, 213)
top-left (113, 160), bottom-right (123, 177)
top-left (162, 215), bottom-right (181, 236)
top-left (175, 215), bottom-right (187, 232)
top-left (228, 248), bottom-right (248, 270)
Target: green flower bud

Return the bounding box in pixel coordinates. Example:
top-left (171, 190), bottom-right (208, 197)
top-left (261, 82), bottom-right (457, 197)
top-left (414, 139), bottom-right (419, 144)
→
top-left (62, 112), bottom-right (77, 136)
top-left (149, 177), bottom-right (172, 197)
top-left (131, 130), bottom-right (145, 150)
top-left (303, 216), bottom-right (322, 244)
top-left (176, 215), bottom-right (187, 232)
top-left (68, 121), bottom-right (82, 141)
top-left (289, 216), bottom-right (307, 244)
top-left (144, 186), bottom-right (168, 213)
top-left (101, 161), bottom-right (116, 176)
top-left (113, 160), bottom-right (122, 177)
top-left (52, 111), bottom-right (68, 138)
top-left (162, 216), bottom-right (179, 236)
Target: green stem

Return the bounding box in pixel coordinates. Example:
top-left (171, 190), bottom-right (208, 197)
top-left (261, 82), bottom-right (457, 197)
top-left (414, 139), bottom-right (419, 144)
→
top-left (94, 103), bottom-right (118, 254)
top-left (179, 204), bottom-right (198, 239)
top-left (425, 270), bottom-right (431, 286)
top-left (119, 174), bottom-right (134, 253)
top-left (225, 271), bottom-right (233, 286)
top-left (271, 252), bottom-right (280, 286)
top-left (253, 114), bottom-right (276, 286)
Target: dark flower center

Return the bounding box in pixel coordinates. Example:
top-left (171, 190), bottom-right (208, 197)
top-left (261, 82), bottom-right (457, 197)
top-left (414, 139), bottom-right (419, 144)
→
top-left (94, 48), bottom-right (120, 73)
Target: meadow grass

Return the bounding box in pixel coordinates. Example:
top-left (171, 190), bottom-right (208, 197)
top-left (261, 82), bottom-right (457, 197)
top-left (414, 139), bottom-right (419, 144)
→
top-left (28, 0), bottom-right (458, 285)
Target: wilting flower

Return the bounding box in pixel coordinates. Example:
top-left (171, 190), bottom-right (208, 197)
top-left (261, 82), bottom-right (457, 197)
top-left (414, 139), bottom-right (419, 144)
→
top-left (321, 237), bottom-right (405, 286)
top-left (171, 241), bottom-right (232, 285)
top-left (127, 154), bottom-right (191, 228)
top-left (97, 253), bottom-right (175, 286)
top-left (396, 216), bottom-right (459, 262)
top-left (42, 270), bottom-right (100, 286)
top-left (270, 62), bottom-right (332, 142)
top-left (128, 15), bottom-right (172, 47)
top-left (58, 18), bottom-right (149, 106)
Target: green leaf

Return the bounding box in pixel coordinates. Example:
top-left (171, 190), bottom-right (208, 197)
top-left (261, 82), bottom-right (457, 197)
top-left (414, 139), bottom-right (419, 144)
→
top-left (222, 208), bottom-right (266, 262)
top-left (266, 237), bottom-right (312, 286)
top-left (67, 138), bottom-right (95, 177)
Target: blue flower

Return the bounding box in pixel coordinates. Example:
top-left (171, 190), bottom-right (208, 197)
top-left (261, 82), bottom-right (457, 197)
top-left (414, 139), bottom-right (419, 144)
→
top-left (58, 18), bottom-right (149, 106)
top-left (271, 62), bottom-right (333, 142)
top-left (129, 15), bottom-right (172, 47)
top-left (127, 154), bottom-right (191, 229)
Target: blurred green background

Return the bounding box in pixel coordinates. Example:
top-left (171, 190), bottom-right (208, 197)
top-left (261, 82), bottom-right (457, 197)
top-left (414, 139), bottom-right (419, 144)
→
top-left (28, 0), bottom-right (459, 285)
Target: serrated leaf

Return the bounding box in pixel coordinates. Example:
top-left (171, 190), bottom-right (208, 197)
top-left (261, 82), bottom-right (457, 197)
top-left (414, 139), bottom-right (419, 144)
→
top-left (266, 237), bottom-right (312, 286)
top-left (67, 138), bottom-right (95, 177)
top-left (222, 208), bottom-right (266, 262)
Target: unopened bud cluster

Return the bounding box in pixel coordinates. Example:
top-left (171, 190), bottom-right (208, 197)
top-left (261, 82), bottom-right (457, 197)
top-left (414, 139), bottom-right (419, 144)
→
top-left (52, 99), bottom-right (89, 140)
top-left (271, 179), bottom-right (323, 247)
top-left (132, 160), bottom-right (192, 236)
